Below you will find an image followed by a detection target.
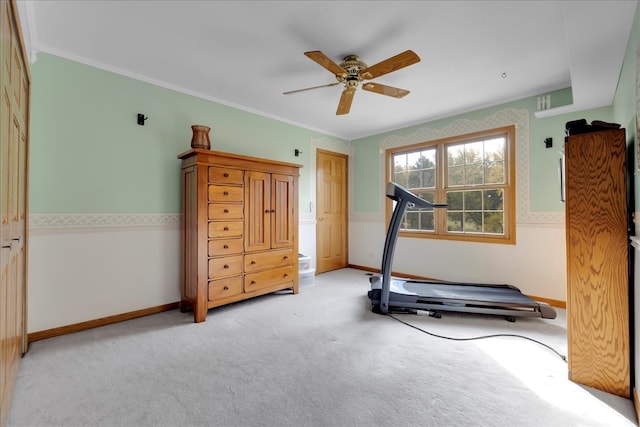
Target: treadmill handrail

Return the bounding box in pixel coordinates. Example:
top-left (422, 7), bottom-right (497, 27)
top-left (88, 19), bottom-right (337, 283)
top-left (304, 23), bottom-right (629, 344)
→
top-left (379, 182), bottom-right (447, 313)
top-left (386, 182), bottom-right (448, 209)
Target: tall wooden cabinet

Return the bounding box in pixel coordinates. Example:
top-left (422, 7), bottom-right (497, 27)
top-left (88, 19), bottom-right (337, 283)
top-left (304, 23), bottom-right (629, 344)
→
top-left (178, 149), bottom-right (300, 323)
top-left (564, 128), bottom-right (630, 398)
top-left (0, 0), bottom-right (29, 424)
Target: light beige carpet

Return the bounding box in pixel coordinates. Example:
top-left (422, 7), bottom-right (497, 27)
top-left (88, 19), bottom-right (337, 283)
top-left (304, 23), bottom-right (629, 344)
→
top-left (8, 268), bottom-right (636, 426)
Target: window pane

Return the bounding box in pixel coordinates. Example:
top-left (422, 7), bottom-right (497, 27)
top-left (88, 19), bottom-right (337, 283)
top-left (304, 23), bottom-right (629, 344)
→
top-left (465, 142), bottom-right (483, 164)
top-left (422, 169), bottom-right (435, 188)
top-left (464, 190), bottom-right (482, 210)
top-left (419, 211), bottom-right (435, 231)
top-left (447, 191), bottom-right (463, 210)
top-left (465, 164), bottom-right (483, 185)
top-left (403, 191), bottom-right (435, 232)
top-left (484, 161), bottom-right (504, 184)
top-left (484, 189), bottom-right (503, 210)
top-left (394, 171), bottom-right (409, 187)
top-left (408, 169), bottom-right (422, 188)
top-left (448, 165), bottom-right (464, 186)
top-left (464, 211), bottom-right (483, 232)
top-left (484, 212), bottom-right (504, 234)
top-left (484, 137), bottom-right (505, 162)
top-left (448, 144), bottom-right (464, 166)
top-left (420, 149), bottom-right (436, 167)
top-left (447, 212), bottom-right (463, 232)
top-left (404, 212), bottom-right (419, 229)
top-left (394, 149), bottom-right (437, 190)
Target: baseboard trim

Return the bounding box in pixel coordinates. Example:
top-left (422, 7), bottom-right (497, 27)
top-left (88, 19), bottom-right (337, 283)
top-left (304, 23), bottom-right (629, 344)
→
top-left (28, 302), bottom-right (180, 344)
top-left (348, 264), bottom-right (566, 309)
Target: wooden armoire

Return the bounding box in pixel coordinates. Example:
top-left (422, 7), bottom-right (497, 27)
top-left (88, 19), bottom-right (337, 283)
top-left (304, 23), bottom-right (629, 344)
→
top-left (564, 128), bottom-right (630, 398)
top-left (0, 0), bottom-right (30, 424)
top-left (178, 149), bottom-right (301, 323)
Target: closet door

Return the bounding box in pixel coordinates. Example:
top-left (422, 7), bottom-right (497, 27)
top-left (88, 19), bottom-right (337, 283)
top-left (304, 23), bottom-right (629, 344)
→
top-left (0, 0), bottom-right (29, 424)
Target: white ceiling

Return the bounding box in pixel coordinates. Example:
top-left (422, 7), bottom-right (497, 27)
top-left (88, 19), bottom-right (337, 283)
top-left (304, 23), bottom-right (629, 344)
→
top-left (18, 0), bottom-right (638, 141)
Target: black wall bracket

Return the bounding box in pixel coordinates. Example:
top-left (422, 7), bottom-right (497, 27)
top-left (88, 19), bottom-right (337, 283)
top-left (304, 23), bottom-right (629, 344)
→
top-left (544, 137), bottom-right (553, 148)
top-left (137, 113), bottom-right (148, 126)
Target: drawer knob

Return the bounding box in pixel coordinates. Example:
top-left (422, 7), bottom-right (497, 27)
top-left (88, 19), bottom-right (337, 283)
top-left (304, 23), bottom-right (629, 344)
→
top-left (265, 209), bottom-right (270, 213)
top-left (224, 191), bottom-right (229, 196)
top-left (223, 286), bottom-right (229, 290)
top-left (223, 245), bottom-right (229, 249)
top-left (251, 280), bottom-right (256, 285)
top-left (251, 260), bottom-right (256, 265)
top-left (223, 173), bottom-right (229, 177)
top-left (224, 209), bottom-right (229, 213)
top-left (284, 273), bottom-right (289, 277)
top-left (223, 264), bottom-right (229, 269)
top-left (224, 227), bottom-right (229, 231)
top-left (284, 255), bottom-right (289, 260)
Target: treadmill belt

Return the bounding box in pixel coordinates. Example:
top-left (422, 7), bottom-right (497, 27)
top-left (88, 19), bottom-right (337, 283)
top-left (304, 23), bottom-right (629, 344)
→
top-left (395, 280), bottom-right (538, 305)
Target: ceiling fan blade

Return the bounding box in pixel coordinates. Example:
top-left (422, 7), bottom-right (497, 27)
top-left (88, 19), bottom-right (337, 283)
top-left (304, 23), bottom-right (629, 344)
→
top-left (336, 88), bottom-right (355, 115)
top-left (283, 82), bottom-right (340, 95)
top-left (362, 82), bottom-right (410, 98)
top-left (304, 51), bottom-right (348, 78)
top-left (360, 50), bottom-right (420, 80)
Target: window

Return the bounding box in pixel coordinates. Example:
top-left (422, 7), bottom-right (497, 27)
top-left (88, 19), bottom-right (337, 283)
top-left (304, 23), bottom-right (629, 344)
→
top-left (386, 126), bottom-right (515, 244)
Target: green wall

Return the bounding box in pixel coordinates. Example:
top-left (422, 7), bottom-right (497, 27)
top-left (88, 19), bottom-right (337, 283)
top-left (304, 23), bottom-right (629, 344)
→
top-left (29, 53), bottom-right (346, 214)
top-left (31, 1), bottom-right (640, 220)
top-left (351, 90), bottom-right (617, 214)
top-left (612, 1), bottom-right (640, 180)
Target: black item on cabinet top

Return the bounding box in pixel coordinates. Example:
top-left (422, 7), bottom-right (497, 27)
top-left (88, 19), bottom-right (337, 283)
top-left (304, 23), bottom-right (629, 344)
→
top-left (565, 119), bottom-right (621, 136)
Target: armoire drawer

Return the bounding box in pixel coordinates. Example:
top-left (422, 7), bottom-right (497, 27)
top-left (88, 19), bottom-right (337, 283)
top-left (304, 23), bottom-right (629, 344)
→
top-left (245, 266), bottom-right (294, 292)
top-left (208, 167), bottom-right (243, 185)
top-left (208, 185), bottom-right (243, 202)
top-left (208, 221), bottom-right (243, 238)
top-left (208, 203), bottom-right (243, 220)
top-left (244, 249), bottom-right (294, 273)
top-left (208, 255), bottom-right (243, 279)
top-left (208, 238), bottom-right (243, 257)
top-left (209, 276), bottom-right (243, 301)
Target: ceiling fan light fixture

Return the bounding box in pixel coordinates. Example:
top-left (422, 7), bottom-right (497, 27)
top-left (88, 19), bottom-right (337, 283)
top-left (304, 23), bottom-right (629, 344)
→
top-left (288, 50), bottom-right (421, 115)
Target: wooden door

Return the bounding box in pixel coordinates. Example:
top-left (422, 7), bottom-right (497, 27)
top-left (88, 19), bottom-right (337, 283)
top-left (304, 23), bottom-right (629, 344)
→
top-left (271, 174), bottom-right (294, 249)
top-left (0, 0), bottom-right (29, 424)
top-left (565, 129), bottom-right (629, 398)
top-left (244, 171), bottom-right (271, 252)
top-left (316, 150), bottom-right (348, 273)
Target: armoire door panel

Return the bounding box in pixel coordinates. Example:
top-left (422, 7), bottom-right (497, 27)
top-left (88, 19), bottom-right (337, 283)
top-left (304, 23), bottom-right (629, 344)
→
top-left (244, 171), bottom-right (271, 252)
top-left (271, 174), bottom-right (294, 248)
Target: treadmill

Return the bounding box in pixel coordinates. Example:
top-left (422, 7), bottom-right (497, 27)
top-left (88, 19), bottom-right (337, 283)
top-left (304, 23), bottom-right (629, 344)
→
top-left (368, 182), bottom-right (556, 321)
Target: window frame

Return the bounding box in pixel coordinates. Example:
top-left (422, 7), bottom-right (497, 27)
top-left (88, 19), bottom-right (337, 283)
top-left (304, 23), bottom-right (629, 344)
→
top-left (385, 125), bottom-right (516, 245)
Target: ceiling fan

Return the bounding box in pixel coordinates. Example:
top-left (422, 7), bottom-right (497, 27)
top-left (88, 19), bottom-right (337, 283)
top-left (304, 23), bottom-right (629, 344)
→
top-left (283, 50), bottom-right (421, 115)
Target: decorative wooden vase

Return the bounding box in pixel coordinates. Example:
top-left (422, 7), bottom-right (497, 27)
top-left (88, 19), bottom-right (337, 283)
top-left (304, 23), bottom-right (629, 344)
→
top-left (190, 125), bottom-right (211, 149)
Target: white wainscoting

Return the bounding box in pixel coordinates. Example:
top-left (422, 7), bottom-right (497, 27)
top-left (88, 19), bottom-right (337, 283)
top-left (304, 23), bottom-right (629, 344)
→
top-left (28, 213), bottom-right (319, 333)
top-left (28, 214), bottom-right (182, 333)
top-left (298, 212), bottom-right (316, 270)
top-left (349, 213), bottom-right (567, 302)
